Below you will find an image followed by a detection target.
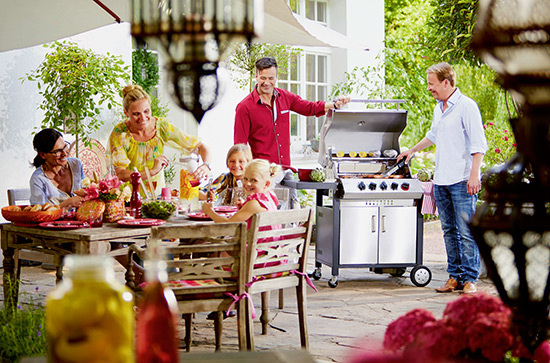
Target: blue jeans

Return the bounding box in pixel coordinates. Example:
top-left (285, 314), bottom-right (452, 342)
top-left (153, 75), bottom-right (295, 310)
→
top-left (434, 181), bottom-right (480, 283)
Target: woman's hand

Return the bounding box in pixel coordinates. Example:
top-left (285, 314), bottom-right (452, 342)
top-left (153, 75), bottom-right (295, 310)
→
top-left (192, 163), bottom-right (210, 181)
top-left (61, 195), bottom-right (83, 208)
top-left (152, 155), bottom-right (170, 176)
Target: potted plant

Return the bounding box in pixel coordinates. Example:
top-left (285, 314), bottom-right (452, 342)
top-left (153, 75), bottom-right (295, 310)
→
top-left (23, 41), bottom-right (130, 155)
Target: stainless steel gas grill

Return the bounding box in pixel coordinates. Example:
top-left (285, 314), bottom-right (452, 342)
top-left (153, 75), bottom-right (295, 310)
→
top-left (283, 100), bottom-right (432, 288)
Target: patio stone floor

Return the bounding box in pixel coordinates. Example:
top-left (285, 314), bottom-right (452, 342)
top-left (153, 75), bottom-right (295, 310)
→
top-left (1, 220), bottom-right (497, 362)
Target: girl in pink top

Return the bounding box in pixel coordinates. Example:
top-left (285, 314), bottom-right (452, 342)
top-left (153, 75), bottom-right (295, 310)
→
top-left (202, 159), bottom-right (280, 224)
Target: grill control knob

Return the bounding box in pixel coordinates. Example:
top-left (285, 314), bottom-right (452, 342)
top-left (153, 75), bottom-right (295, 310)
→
top-left (379, 181), bottom-right (387, 190)
top-left (357, 181), bottom-right (366, 191)
top-left (368, 182), bottom-right (377, 191)
top-left (401, 182), bottom-right (410, 191)
top-left (391, 182), bottom-right (399, 190)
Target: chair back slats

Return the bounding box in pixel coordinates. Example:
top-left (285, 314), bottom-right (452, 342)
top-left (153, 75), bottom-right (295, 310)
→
top-left (7, 188), bottom-right (31, 205)
top-left (168, 256), bottom-right (238, 280)
top-left (246, 208), bottom-right (314, 284)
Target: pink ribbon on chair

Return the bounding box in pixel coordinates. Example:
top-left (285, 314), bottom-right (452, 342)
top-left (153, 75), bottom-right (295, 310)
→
top-left (245, 276), bottom-right (266, 288)
top-left (290, 270), bottom-right (319, 293)
top-left (225, 292), bottom-right (256, 319)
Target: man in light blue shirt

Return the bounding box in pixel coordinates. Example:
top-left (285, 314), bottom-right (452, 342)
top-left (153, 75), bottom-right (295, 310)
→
top-left (398, 62), bottom-right (487, 294)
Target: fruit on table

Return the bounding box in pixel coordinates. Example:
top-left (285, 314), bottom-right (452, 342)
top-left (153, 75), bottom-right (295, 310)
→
top-left (310, 168), bottom-right (326, 182)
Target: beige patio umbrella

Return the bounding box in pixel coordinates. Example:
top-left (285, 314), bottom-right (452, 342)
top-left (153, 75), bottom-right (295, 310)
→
top-left (0, 0), bottom-right (367, 52)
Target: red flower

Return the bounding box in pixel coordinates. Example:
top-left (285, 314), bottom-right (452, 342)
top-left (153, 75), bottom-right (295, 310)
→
top-left (488, 122), bottom-right (493, 126)
top-left (495, 148), bottom-right (501, 153)
top-left (513, 143), bottom-right (517, 147)
top-left (465, 311), bottom-right (514, 361)
top-left (443, 292), bottom-right (510, 331)
top-left (504, 129), bottom-right (508, 133)
top-left (383, 309), bottom-right (436, 351)
top-left (404, 320), bottom-right (465, 361)
top-left (503, 136), bottom-right (509, 141)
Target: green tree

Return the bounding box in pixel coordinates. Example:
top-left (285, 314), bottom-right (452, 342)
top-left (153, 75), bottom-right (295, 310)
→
top-left (229, 43), bottom-right (302, 92)
top-left (427, 0), bottom-right (480, 65)
top-left (24, 41), bottom-right (130, 149)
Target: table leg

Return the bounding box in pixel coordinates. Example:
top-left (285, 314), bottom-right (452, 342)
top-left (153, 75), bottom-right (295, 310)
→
top-left (2, 230), bottom-right (18, 309)
top-left (54, 254), bottom-right (65, 284)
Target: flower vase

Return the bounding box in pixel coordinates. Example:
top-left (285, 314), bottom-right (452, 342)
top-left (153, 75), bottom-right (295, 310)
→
top-left (103, 199), bottom-right (125, 223)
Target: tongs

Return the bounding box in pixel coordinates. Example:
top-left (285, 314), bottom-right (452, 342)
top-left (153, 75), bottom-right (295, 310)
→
top-left (381, 155), bottom-right (414, 178)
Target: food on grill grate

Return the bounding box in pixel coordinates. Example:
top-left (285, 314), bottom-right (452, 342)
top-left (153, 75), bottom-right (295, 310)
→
top-left (349, 151), bottom-right (357, 157)
top-left (358, 151), bottom-right (367, 158)
top-left (336, 151), bottom-right (345, 158)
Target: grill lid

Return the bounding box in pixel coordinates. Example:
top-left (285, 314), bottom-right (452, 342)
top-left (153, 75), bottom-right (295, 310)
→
top-left (318, 100), bottom-right (407, 166)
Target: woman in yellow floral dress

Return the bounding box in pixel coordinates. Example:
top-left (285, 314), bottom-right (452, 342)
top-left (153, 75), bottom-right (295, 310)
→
top-left (108, 84), bottom-right (212, 192)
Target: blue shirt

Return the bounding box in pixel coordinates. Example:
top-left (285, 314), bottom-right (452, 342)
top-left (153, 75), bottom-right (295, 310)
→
top-left (426, 88), bottom-right (488, 186)
top-left (29, 157), bottom-right (85, 205)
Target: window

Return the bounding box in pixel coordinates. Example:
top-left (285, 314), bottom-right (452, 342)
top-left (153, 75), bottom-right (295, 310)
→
top-left (304, 54), bottom-right (328, 140)
top-left (288, 0), bottom-right (328, 24)
top-left (278, 53), bottom-right (301, 139)
top-left (305, 0), bottom-right (327, 24)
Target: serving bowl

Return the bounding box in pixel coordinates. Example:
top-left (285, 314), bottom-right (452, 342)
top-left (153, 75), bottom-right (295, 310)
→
top-left (298, 169), bottom-right (314, 181)
top-left (2, 205), bottom-right (63, 223)
top-left (141, 200), bottom-right (177, 220)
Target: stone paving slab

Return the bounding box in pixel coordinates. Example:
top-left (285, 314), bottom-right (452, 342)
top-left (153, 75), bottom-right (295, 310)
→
top-left (0, 221), bottom-right (497, 362)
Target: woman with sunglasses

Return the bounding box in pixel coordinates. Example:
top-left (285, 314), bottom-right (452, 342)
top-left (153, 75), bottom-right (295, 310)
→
top-left (29, 128), bottom-right (84, 208)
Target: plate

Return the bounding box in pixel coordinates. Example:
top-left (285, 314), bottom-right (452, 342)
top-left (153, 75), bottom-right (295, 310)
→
top-left (186, 212), bottom-right (212, 221)
top-left (214, 206), bottom-right (238, 213)
top-left (39, 221), bottom-right (90, 230)
top-left (117, 218), bottom-right (166, 227)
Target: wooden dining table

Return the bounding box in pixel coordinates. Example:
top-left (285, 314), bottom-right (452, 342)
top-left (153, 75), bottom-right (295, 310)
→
top-left (0, 218), bottom-right (198, 309)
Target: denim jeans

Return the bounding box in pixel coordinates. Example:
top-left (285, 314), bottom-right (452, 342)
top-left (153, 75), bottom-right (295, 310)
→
top-left (434, 181), bottom-right (480, 283)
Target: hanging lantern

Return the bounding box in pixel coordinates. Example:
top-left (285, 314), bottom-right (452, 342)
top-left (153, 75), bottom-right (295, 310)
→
top-left (470, 0), bottom-right (550, 352)
top-left (131, 0), bottom-right (264, 123)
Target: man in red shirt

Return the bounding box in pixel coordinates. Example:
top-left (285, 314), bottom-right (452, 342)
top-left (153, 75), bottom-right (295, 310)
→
top-left (234, 57), bottom-right (349, 166)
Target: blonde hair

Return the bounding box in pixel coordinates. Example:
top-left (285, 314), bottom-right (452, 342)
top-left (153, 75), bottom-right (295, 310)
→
top-left (245, 159), bottom-right (281, 181)
top-left (121, 84), bottom-right (151, 112)
top-left (426, 62), bottom-right (456, 87)
top-left (226, 144), bottom-right (252, 166)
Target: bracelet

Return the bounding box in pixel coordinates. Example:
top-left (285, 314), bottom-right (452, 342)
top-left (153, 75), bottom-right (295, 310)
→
top-left (202, 162), bottom-right (211, 171)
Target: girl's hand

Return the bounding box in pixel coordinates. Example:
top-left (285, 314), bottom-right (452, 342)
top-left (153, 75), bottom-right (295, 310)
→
top-left (201, 201), bottom-right (213, 214)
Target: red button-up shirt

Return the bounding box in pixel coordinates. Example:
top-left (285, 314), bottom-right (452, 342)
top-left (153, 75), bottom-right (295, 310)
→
top-left (234, 87), bottom-right (326, 166)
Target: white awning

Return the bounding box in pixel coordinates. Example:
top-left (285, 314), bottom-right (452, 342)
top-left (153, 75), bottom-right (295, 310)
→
top-left (0, 0), bottom-right (368, 52)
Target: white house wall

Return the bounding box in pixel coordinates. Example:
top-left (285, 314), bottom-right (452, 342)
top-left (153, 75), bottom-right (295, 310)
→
top-left (0, 0), bottom-right (385, 222)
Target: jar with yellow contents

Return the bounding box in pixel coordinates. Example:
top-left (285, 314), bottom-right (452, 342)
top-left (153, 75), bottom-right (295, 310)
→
top-left (46, 256), bottom-right (135, 363)
top-left (178, 155), bottom-right (200, 213)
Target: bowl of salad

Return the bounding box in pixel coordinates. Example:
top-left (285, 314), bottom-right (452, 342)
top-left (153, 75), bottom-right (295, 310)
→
top-left (141, 200), bottom-right (177, 220)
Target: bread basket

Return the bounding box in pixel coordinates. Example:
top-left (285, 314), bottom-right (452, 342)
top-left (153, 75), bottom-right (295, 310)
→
top-left (2, 206), bottom-right (63, 223)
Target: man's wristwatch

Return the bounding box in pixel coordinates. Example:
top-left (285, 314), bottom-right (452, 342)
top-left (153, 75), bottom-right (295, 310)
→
top-left (202, 162), bottom-right (211, 171)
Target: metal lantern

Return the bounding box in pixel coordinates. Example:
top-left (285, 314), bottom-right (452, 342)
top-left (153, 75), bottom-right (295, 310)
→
top-left (470, 0), bottom-right (550, 353)
top-left (131, 0), bottom-right (263, 123)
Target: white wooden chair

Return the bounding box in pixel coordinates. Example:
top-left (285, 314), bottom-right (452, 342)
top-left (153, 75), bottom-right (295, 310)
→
top-left (245, 208), bottom-right (314, 350)
top-left (126, 222), bottom-right (248, 352)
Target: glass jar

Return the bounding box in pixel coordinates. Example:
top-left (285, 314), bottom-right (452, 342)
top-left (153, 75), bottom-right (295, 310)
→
top-left (46, 255), bottom-right (134, 363)
top-left (178, 155), bottom-right (200, 213)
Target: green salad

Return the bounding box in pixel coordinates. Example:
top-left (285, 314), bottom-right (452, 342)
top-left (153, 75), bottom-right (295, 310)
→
top-left (141, 200), bottom-right (177, 220)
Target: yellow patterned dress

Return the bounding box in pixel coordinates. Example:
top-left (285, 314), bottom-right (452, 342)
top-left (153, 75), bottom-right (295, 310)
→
top-left (108, 118), bottom-right (200, 189)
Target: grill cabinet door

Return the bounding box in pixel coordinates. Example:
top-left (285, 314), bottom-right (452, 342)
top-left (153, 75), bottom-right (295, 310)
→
top-left (378, 206), bottom-right (417, 264)
top-left (339, 203), bottom-right (378, 264)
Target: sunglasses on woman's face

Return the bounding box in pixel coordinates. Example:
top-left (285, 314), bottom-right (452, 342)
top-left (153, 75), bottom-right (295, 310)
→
top-left (47, 142), bottom-right (70, 157)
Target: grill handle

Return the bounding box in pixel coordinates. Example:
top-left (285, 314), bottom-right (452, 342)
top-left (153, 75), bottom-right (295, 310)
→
top-left (371, 215), bottom-right (377, 233)
top-left (381, 215), bottom-right (386, 232)
top-left (334, 99), bottom-right (405, 110)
